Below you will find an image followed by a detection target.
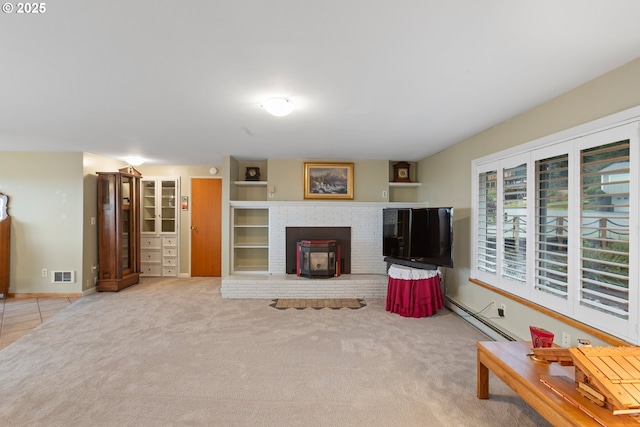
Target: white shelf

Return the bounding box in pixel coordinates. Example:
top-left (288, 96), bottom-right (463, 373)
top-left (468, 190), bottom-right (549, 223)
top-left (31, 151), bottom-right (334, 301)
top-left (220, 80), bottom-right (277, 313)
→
top-left (233, 265), bottom-right (269, 273)
top-left (234, 181), bottom-right (268, 186)
top-left (389, 182), bottom-right (422, 187)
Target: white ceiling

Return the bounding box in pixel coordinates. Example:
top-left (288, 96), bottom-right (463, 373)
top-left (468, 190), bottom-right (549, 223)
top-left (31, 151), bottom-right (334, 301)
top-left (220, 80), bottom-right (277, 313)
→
top-left (2, 1), bottom-right (640, 166)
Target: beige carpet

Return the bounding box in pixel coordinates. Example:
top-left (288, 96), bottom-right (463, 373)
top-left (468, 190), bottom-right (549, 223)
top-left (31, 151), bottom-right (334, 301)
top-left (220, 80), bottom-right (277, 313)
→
top-left (270, 298), bottom-right (366, 310)
top-left (0, 277), bottom-right (550, 426)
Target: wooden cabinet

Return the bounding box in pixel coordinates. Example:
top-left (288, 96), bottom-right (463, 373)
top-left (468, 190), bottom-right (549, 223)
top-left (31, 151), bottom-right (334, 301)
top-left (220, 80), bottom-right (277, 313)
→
top-left (0, 193), bottom-right (9, 297)
top-left (140, 177), bottom-right (179, 277)
top-left (96, 167), bottom-right (141, 291)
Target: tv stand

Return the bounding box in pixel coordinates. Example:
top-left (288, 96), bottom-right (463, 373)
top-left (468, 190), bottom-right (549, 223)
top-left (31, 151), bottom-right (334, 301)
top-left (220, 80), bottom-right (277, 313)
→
top-left (384, 257), bottom-right (437, 271)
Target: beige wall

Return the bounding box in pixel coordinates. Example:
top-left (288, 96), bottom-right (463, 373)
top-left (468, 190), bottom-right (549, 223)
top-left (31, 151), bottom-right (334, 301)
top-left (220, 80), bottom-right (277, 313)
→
top-left (0, 152), bottom-right (85, 294)
top-left (254, 158), bottom-right (390, 202)
top-left (419, 56), bottom-right (640, 345)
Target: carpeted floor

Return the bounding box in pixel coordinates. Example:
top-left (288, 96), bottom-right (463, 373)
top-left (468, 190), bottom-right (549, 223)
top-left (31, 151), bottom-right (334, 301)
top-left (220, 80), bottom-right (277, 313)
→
top-left (270, 298), bottom-right (367, 310)
top-left (0, 277), bottom-right (551, 426)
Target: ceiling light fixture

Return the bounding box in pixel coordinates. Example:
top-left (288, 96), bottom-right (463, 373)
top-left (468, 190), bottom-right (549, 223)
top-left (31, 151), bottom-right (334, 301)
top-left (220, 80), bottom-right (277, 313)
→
top-left (261, 97), bottom-right (295, 117)
top-left (124, 156), bottom-right (145, 166)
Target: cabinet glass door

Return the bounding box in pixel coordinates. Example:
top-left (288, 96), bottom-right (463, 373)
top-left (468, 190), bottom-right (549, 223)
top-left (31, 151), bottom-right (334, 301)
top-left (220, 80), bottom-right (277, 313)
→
top-left (142, 180), bottom-right (156, 233)
top-left (161, 180), bottom-right (176, 233)
top-left (121, 176), bottom-right (133, 273)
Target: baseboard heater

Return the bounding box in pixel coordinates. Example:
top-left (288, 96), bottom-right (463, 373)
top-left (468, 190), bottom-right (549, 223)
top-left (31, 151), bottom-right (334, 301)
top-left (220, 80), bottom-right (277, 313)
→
top-left (446, 297), bottom-right (516, 342)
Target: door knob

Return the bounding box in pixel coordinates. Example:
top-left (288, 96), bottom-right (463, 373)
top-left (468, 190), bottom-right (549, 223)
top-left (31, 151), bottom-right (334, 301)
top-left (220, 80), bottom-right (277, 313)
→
top-left (191, 226), bottom-right (197, 230)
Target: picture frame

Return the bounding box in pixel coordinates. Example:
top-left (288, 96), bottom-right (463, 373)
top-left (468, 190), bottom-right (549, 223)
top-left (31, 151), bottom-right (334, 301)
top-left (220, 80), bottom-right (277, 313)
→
top-left (181, 196), bottom-right (189, 211)
top-left (304, 162), bottom-right (354, 199)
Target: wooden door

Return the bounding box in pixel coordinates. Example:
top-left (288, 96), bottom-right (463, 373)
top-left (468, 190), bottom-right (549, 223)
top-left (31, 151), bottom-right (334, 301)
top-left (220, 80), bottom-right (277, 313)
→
top-left (191, 178), bottom-right (222, 276)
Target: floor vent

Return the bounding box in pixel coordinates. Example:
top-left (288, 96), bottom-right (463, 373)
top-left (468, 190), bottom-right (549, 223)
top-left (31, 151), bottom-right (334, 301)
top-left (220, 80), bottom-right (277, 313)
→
top-left (446, 297), bottom-right (516, 342)
top-left (51, 271), bottom-right (75, 283)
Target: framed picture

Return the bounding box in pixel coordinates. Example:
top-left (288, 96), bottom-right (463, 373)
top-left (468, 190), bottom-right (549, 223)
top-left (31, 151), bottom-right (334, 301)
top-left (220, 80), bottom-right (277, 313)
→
top-left (304, 162), bottom-right (354, 199)
top-left (181, 196), bottom-right (189, 210)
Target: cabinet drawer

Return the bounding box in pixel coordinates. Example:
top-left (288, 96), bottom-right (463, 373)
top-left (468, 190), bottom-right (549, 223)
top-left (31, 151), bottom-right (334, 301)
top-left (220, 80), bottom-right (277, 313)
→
top-left (163, 247), bottom-right (177, 257)
top-left (163, 257), bottom-right (177, 267)
top-left (163, 236), bottom-right (177, 247)
top-left (162, 266), bottom-right (178, 276)
top-left (141, 264), bottom-right (162, 276)
top-left (141, 237), bottom-right (161, 249)
top-left (141, 250), bottom-right (161, 263)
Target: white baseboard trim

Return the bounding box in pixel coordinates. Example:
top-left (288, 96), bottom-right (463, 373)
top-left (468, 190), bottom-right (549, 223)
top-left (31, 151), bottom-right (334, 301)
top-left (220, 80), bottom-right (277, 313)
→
top-left (446, 297), bottom-right (516, 342)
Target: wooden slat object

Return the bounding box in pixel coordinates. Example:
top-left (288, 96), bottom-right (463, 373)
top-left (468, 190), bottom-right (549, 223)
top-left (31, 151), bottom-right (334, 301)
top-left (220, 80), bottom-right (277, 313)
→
top-left (569, 346), bottom-right (640, 411)
top-left (540, 375), bottom-right (640, 426)
top-left (532, 347), bottom-right (574, 365)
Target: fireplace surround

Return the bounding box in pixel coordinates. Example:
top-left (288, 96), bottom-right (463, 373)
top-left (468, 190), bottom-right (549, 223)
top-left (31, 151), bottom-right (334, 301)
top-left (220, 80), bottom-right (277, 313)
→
top-left (222, 202), bottom-right (392, 299)
top-left (286, 226), bottom-right (350, 274)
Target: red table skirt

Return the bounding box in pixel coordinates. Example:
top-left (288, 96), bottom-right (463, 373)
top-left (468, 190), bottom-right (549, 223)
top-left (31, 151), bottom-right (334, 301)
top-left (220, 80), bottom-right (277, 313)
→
top-left (386, 275), bottom-right (444, 318)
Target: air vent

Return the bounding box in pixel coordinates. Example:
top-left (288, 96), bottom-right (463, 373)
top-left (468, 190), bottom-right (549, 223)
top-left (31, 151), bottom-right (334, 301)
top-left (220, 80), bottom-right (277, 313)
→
top-left (51, 271), bottom-right (75, 283)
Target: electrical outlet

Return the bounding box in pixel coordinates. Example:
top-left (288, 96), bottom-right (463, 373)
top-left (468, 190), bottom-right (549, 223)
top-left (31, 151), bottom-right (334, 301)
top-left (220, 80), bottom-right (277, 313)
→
top-left (562, 332), bottom-right (571, 347)
top-left (500, 303), bottom-right (506, 314)
top-left (382, 190), bottom-right (388, 198)
top-left (41, 268), bottom-right (47, 277)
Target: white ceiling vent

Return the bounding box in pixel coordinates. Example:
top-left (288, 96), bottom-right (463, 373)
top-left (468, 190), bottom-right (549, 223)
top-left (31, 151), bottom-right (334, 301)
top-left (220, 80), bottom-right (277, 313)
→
top-left (51, 271), bottom-right (75, 284)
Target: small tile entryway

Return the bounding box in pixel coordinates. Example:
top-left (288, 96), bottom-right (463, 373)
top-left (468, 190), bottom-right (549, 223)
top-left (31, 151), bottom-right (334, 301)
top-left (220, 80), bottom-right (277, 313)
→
top-left (0, 297), bottom-right (78, 350)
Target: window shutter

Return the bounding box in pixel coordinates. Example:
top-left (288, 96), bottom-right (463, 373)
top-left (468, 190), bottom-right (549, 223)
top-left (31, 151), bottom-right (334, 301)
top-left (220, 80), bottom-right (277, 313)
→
top-left (579, 140), bottom-right (630, 319)
top-left (535, 154), bottom-right (569, 300)
top-left (502, 163), bottom-right (527, 285)
top-left (477, 170), bottom-right (497, 274)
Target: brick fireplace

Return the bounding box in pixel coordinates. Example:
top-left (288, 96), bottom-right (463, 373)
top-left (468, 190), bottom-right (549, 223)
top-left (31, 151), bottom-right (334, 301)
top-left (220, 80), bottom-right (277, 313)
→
top-left (221, 202), bottom-right (391, 299)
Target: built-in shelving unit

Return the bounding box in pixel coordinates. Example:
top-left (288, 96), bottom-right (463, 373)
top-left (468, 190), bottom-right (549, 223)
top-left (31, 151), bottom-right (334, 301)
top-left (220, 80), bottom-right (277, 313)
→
top-left (140, 177), bottom-right (179, 277)
top-left (231, 159), bottom-right (268, 201)
top-left (232, 207), bottom-right (269, 273)
top-left (388, 161), bottom-right (420, 202)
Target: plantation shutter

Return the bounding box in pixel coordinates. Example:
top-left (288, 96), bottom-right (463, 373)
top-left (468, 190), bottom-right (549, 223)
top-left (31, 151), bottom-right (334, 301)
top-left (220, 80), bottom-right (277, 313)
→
top-left (535, 154), bottom-right (570, 300)
top-left (579, 140), bottom-right (630, 319)
top-left (502, 163), bottom-right (527, 285)
top-left (477, 170), bottom-right (497, 274)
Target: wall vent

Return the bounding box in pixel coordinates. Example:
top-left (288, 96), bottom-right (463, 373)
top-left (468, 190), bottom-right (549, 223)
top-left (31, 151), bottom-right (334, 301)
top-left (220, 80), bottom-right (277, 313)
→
top-left (51, 271), bottom-right (75, 283)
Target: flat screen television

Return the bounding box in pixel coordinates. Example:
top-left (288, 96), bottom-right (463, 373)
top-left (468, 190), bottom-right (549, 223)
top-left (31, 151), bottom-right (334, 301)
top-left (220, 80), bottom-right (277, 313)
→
top-left (383, 207), bottom-right (453, 268)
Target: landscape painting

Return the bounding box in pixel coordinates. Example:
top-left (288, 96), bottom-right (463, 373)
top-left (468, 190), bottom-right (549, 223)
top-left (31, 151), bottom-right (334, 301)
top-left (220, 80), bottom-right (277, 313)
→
top-left (304, 162), bottom-right (354, 199)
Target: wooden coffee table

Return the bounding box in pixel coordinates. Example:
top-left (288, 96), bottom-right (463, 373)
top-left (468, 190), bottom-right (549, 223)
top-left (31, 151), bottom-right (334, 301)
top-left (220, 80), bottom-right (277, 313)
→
top-left (477, 341), bottom-right (639, 426)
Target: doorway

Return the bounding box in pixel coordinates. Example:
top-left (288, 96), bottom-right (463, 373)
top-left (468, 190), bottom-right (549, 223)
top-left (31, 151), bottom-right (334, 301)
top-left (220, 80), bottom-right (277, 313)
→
top-left (190, 178), bottom-right (222, 276)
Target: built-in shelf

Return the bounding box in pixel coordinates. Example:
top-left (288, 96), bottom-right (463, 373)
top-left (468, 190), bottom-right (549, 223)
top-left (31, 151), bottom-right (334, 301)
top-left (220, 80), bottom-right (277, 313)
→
top-left (232, 207), bottom-right (269, 274)
top-left (389, 182), bottom-right (422, 187)
top-left (234, 181), bottom-right (268, 186)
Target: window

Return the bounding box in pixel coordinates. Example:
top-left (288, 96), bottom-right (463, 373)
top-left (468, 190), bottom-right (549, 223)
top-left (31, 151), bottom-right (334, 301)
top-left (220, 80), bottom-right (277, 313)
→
top-left (502, 163), bottom-right (527, 286)
top-left (477, 170), bottom-right (497, 275)
top-left (535, 153), bottom-right (570, 303)
top-left (579, 140), bottom-right (630, 319)
top-left (472, 116), bottom-right (639, 343)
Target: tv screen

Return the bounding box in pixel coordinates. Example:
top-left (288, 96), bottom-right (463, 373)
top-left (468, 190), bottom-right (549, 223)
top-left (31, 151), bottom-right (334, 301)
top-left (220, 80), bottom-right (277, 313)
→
top-left (383, 207), bottom-right (453, 268)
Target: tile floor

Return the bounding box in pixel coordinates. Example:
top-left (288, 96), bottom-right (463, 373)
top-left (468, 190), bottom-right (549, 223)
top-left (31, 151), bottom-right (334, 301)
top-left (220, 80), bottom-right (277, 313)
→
top-left (0, 296), bottom-right (79, 350)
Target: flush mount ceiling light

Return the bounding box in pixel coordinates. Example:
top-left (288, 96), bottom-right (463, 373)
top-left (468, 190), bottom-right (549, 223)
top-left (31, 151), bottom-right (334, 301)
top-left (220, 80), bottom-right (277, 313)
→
top-left (261, 97), bottom-right (295, 117)
top-left (124, 156), bottom-right (145, 166)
